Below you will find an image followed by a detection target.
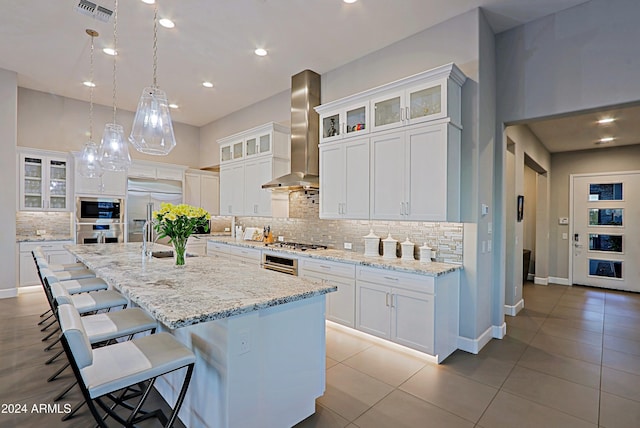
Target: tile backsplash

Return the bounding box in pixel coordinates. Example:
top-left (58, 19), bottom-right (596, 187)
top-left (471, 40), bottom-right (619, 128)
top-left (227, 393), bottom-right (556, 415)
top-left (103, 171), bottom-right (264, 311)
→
top-left (16, 212), bottom-right (72, 236)
top-left (237, 190), bottom-right (463, 264)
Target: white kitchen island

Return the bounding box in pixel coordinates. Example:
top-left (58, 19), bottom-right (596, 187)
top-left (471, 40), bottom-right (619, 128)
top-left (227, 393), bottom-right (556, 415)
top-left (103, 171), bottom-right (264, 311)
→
top-left (65, 243), bottom-right (336, 428)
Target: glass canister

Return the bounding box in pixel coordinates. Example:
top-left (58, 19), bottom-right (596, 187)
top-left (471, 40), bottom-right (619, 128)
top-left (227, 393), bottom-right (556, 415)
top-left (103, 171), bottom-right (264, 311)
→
top-left (382, 233), bottom-right (398, 259)
top-left (401, 237), bottom-right (415, 261)
top-left (363, 229), bottom-right (380, 257)
top-left (419, 243), bottom-right (434, 263)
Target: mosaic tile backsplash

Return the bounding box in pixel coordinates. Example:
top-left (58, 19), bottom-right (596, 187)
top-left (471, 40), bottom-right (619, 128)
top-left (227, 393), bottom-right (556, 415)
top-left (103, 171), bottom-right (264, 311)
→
top-left (16, 212), bottom-right (73, 236)
top-left (237, 190), bottom-right (463, 264)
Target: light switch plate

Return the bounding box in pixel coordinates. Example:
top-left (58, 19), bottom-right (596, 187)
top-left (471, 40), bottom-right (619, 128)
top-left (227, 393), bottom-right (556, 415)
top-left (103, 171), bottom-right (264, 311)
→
top-left (344, 242), bottom-right (352, 250)
top-left (559, 217), bottom-right (569, 225)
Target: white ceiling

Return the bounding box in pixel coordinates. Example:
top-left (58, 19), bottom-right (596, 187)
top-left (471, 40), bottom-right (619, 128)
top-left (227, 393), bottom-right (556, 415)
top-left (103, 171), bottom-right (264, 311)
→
top-left (0, 0), bottom-right (591, 129)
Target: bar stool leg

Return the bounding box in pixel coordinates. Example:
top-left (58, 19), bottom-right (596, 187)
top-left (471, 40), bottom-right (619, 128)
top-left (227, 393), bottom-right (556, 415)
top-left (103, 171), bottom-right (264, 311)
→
top-left (38, 312), bottom-right (55, 325)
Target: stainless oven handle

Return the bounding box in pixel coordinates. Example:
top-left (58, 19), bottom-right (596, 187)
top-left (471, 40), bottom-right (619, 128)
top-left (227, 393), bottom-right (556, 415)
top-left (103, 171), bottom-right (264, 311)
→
top-left (261, 263), bottom-right (297, 275)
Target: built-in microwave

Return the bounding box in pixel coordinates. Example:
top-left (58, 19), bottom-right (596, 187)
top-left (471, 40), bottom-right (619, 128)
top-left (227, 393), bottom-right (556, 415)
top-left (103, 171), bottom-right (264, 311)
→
top-left (76, 197), bottom-right (124, 223)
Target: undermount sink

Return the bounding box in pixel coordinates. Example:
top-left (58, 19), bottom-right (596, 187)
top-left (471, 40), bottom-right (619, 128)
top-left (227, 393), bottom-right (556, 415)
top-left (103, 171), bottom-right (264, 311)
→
top-left (151, 250), bottom-right (197, 259)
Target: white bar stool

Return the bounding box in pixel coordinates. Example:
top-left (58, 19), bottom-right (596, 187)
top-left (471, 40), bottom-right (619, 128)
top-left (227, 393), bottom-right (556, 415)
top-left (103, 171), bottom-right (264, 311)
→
top-left (58, 304), bottom-right (195, 427)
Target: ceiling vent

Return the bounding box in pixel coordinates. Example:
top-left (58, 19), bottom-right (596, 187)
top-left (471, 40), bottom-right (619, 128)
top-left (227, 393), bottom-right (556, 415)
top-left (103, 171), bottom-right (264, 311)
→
top-left (75, 0), bottom-right (113, 23)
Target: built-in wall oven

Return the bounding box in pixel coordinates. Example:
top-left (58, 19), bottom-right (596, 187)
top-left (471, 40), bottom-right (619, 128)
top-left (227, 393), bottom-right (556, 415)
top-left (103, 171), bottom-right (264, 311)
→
top-left (75, 197), bottom-right (125, 244)
top-left (261, 243), bottom-right (328, 276)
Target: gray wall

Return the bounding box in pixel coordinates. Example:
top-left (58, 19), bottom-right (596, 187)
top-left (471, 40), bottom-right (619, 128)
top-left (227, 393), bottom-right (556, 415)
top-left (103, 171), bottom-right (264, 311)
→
top-left (0, 69), bottom-right (17, 295)
top-left (550, 144), bottom-right (640, 279)
top-left (18, 88), bottom-right (202, 168)
top-left (497, 0), bottom-right (640, 124)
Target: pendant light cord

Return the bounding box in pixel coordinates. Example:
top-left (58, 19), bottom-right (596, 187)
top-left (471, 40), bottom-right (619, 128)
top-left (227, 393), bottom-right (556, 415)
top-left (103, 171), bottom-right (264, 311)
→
top-left (152, 2), bottom-right (158, 88)
top-left (112, 0), bottom-right (119, 123)
top-left (88, 32), bottom-right (95, 141)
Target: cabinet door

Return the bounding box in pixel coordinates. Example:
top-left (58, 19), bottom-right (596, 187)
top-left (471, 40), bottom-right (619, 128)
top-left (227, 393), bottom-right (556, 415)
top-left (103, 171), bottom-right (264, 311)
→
top-left (370, 132), bottom-right (406, 220)
top-left (343, 139), bottom-right (370, 219)
top-left (320, 113), bottom-right (342, 143)
top-left (406, 124), bottom-right (448, 221)
top-left (244, 158), bottom-right (272, 216)
top-left (220, 164), bottom-right (244, 215)
top-left (46, 157), bottom-right (69, 211)
top-left (319, 143), bottom-right (345, 219)
top-left (405, 80), bottom-right (444, 125)
top-left (344, 104), bottom-right (369, 139)
top-left (356, 281), bottom-right (391, 339)
top-left (258, 133), bottom-right (271, 154)
top-left (327, 276), bottom-right (356, 327)
top-left (370, 90), bottom-right (404, 132)
top-left (184, 173), bottom-right (201, 207)
top-left (20, 154), bottom-right (45, 210)
top-left (19, 251), bottom-right (40, 286)
top-left (201, 175), bottom-right (219, 215)
top-left (391, 288), bottom-right (434, 354)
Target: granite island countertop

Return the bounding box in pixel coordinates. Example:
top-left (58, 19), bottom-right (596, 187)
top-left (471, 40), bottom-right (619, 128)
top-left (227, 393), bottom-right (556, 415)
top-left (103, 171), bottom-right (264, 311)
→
top-left (208, 237), bottom-right (462, 277)
top-left (65, 243), bottom-right (336, 329)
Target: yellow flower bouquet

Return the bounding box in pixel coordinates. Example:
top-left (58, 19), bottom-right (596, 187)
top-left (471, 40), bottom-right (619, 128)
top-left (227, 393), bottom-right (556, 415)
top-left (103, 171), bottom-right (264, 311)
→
top-left (153, 203), bottom-right (211, 265)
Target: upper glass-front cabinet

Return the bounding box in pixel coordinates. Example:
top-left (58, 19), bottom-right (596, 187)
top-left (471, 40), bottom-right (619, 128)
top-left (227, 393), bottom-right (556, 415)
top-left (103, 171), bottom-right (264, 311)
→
top-left (371, 81), bottom-right (446, 132)
top-left (320, 102), bottom-right (369, 143)
top-left (19, 152), bottom-right (69, 211)
top-left (245, 133), bottom-right (271, 157)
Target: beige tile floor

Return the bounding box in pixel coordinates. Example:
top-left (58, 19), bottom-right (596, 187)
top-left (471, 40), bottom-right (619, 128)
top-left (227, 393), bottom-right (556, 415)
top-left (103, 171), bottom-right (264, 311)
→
top-left (2, 282), bottom-right (640, 427)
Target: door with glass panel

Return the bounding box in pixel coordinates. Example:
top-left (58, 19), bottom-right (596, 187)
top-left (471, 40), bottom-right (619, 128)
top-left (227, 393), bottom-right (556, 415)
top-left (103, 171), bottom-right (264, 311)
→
top-left (571, 172), bottom-right (640, 291)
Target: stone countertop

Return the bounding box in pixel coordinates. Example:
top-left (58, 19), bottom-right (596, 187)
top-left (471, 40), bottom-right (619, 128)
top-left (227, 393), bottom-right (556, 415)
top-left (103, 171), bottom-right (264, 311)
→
top-left (208, 237), bottom-right (462, 277)
top-left (65, 243), bottom-right (336, 330)
top-left (17, 234), bottom-right (74, 243)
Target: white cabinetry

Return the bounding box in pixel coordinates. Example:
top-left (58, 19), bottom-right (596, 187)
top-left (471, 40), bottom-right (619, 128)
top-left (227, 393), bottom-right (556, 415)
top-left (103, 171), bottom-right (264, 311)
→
top-left (128, 161), bottom-right (185, 181)
top-left (18, 241), bottom-right (75, 287)
top-left (315, 63), bottom-right (466, 222)
top-left (370, 122), bottom-right (460, 221)
top-left (73, 152), bottom-right (126, 196)
top-left (218, 123), bottom-right (290, 217)
top-left (319, 138), bottom-right (369, 219)
top-left (18, 150), bottom-right (71, 211)
top-left (185, 170), bottom-right (219, 215)
top-left (299, 257), bottom-right (356, 327)
top-left (206, 241), bottom-right (261, 265)
top-left (185, 236), bottom-right (207, 256)
top-left (356, 266), bottom-right (459, 362)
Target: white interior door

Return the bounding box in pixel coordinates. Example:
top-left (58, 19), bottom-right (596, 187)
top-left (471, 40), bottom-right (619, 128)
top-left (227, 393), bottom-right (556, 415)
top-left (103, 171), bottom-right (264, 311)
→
top-left (571, 172), bottom-right (640, 291)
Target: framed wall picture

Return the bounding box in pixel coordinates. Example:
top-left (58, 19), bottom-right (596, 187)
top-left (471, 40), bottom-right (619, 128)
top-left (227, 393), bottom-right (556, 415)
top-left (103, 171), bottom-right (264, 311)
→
top-left (517, 195), bottom-right (524, 222)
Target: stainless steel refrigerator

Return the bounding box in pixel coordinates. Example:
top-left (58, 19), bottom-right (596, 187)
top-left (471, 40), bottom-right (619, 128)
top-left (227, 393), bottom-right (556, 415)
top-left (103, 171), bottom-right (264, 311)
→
top-left (126, 178), bottom-right (182, 243)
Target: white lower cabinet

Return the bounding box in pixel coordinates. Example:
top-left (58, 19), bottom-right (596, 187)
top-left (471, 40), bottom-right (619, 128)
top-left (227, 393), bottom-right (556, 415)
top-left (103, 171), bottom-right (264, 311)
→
top-left (299, 258), bottom-right (356, 327)
top-left (206, 241), bottom-right (261, 265)
top-left (18, 241), bottom-right (76, 287)
top-left (356, 266), bottom-right (459, 362)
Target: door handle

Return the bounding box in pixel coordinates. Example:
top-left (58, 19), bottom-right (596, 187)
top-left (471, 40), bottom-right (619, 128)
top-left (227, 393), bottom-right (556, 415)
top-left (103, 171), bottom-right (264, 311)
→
top-left (385, 292), bottom-right (390, 307)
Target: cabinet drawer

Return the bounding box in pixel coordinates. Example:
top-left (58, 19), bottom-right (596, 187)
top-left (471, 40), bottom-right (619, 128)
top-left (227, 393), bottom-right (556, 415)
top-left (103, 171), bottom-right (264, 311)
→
top-left (157, 167), bottom-right (183, 181)
top-left (357, 266), bottom-right (434, 294)
top-left (299, 257), bottom-right (355, 279)
top-left (206, 241), bottom-right (229, 255)
top-left (228, 246), bottom-right (261, 262)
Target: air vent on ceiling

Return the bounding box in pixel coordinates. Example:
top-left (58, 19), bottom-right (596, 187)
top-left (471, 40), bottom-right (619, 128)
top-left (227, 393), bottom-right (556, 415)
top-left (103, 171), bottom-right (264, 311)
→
top-left (75, 0), bottom-right (113, 23)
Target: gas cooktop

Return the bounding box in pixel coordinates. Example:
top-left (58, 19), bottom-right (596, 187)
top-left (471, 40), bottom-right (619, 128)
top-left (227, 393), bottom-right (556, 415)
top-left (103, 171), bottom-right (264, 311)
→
top-left (264, 242), bottom-right (328, 251)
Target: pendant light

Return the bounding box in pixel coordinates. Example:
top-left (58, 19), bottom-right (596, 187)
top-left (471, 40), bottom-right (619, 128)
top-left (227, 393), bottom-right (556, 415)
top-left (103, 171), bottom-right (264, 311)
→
top-left (99, 0), bottom-right (131, 171)
top-left (78, 29), bottom-right (104, 179)
top-left (129, 1), bottom-right (176, 155)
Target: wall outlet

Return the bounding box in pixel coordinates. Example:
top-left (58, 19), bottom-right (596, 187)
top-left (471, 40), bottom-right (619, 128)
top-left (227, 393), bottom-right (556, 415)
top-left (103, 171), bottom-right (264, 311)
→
top-left (36, 229), bottom-right (46, 236)
top-left (278, 235), bottom-right (284, 242)
top-left (224, 227), bottom-right (230, 232)
top-left (343, 242), bottom-right (352, 250)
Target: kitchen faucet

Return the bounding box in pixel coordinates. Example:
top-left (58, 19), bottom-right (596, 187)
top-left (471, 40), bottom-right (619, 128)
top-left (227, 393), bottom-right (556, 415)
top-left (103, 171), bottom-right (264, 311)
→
top-left (141, 219), bottom-right (156, 258)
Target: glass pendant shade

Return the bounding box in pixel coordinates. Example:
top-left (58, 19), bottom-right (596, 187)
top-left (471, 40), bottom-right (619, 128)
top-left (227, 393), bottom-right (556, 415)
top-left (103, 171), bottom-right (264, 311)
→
top-left (129, 87), bottom-right (176, 155)
top-left (78, 140), bottom-right (103, 178)
top-left (99, 123), bottom-right (131, 171)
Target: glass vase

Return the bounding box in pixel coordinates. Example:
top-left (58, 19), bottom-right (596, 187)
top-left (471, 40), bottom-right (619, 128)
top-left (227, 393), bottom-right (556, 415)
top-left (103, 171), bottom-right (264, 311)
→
top-left (173, 236), bottom-right (188, 266)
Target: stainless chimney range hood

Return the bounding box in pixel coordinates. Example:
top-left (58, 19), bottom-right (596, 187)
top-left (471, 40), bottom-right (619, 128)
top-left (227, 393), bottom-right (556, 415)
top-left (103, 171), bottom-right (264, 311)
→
top-left (262, 69), bottom-right (321, 191)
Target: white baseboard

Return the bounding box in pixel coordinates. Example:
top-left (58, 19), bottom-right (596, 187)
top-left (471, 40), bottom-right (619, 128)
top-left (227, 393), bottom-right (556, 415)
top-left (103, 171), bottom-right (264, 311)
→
top-left (18, 285), bottom-right (41, 294)
top-left (0, 288), bottom-right (18, 299)
top-left (457, 325), bottom-right (494, 354)
top-left (534, 276), bottom-right (548, 285)
top-left (493, 322), bottom-right (507, 339)
top-left (504, 299), bottom-right (524, 316)
top-left (549, 276), bottom-right (570, 285)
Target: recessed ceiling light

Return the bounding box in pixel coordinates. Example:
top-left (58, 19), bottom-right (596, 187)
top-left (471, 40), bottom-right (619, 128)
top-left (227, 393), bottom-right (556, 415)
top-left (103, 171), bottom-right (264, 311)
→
top-left (597, 117), bottom-right (615, 124)
top-left (102, 47), bottom-right (117, 56)
top-left (169, 103), bottom-right (178, 109)
top-left (254, 48), bottom-right (268, 57)
top-left (159, 18), bottom-right (175, 29)
top-left (141, 0), bottom-right (155, 4)
top-left (343, 0), bottom-right (358, 3)
top-left (83, 81), bottom-right (96, 88)
top-left (202, 81), bottom-right (214, 88)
